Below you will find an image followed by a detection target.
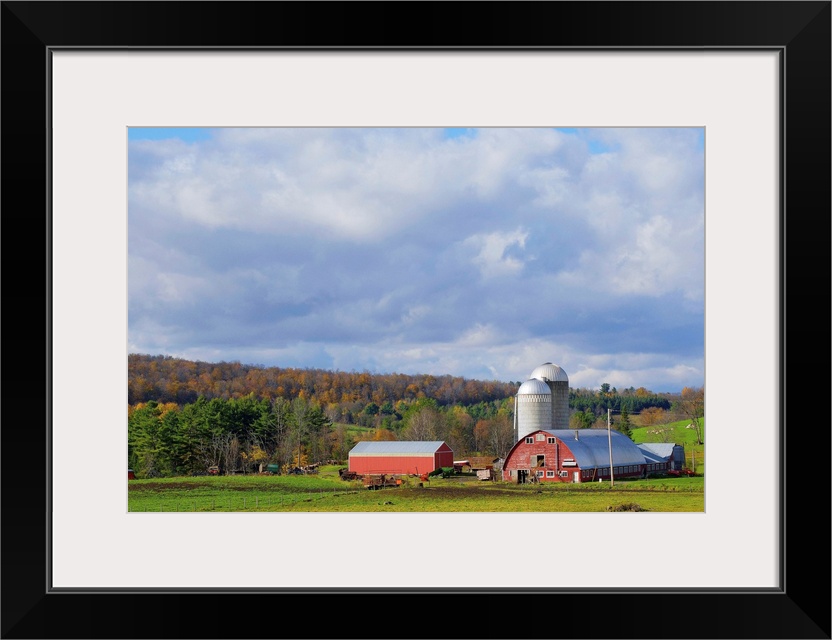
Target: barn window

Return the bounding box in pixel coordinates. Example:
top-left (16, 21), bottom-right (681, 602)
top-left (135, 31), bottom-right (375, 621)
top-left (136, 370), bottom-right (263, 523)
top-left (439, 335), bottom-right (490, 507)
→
top-left (547, 437), bottom-right (556, 444)
top-left (559, 470), bottom-right (568, 478)
top-left (536, 470), bottom-right (544, 478)
top-left (533, 454), bottom-right (545, 467)
top-left (536, 433), bottom-right (545, 441)
top-left (525, 437), bottom-right (534, 444)
top-left (546, 470), bottom-right (555, 478)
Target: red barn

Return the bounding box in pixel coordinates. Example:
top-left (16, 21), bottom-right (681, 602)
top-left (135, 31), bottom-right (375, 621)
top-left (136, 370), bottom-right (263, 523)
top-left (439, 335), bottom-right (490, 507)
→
top-left (503, 429), bottom-right (662, 483)
top-left (348, 441), bottom-right (454, 475)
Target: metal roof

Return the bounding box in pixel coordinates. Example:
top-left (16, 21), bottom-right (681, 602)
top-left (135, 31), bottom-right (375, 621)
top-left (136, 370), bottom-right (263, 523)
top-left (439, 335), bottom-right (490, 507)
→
top-left (517, 378), bottom-right (551, 395)
top-left (636, 442), bottom-right (677, 463)
top-left (530, 362), bottom-right (569, 382)
top-left (540, 429), bottom-right (647, 467)
top-left (349, 440), bottom-right (449, 455)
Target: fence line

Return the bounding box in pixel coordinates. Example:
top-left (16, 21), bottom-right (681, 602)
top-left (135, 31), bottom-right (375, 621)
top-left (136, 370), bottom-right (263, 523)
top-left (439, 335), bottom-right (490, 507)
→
top-left (131, 488), bottom-right (364, 512)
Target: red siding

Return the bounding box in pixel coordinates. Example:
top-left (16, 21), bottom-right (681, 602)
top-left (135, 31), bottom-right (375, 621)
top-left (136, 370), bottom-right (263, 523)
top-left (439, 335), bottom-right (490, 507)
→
top-left (435, 449), bottom-right (454, 469)
top-left (349, 443), bottom-right (455, 475)
top-left (502, 433), bottom-right (645, 483)
top-left (350, 454), bottom-right (441, 475)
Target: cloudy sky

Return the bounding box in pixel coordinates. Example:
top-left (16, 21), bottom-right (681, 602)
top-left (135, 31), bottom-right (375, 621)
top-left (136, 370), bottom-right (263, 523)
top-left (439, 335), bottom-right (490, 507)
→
top-left (128, 127), bottom-right (704, 392)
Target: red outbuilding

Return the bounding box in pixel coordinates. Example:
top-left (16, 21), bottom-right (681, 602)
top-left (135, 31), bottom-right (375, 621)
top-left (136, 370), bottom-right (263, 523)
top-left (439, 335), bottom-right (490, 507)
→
top-left (348, 440), bottom-right (454, 476)
top-left (128, 468), bottom-right (136, 480)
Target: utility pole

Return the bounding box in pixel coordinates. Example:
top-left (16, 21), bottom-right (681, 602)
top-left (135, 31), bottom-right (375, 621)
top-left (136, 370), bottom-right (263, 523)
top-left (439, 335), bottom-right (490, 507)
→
top-left (607, 408), bottom-right (614, 487)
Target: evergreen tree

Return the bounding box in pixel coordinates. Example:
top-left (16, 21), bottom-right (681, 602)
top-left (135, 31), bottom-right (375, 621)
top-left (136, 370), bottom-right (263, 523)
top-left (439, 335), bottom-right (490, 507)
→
top-left (618, 406), bottom-right (633, 439)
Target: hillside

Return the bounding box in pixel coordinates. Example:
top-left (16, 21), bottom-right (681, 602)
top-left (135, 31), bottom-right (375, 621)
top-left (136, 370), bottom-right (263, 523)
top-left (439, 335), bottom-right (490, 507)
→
top-left (128, 353), bottom-right (520, 406)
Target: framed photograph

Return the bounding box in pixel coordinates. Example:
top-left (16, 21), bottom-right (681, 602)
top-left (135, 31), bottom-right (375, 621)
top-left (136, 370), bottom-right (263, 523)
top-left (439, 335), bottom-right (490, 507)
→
top-left (3, 2), bottom-right (829, 638)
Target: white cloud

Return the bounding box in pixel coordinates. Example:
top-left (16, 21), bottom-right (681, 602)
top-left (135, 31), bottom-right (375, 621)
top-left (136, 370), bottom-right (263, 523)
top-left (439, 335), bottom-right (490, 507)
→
top-left (464, 228), bottom-right (529, 279)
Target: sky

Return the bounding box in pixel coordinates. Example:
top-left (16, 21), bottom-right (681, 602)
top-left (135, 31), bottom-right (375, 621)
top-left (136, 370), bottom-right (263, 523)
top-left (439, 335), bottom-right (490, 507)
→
top-left (128, 127), bottom-right (705, 393)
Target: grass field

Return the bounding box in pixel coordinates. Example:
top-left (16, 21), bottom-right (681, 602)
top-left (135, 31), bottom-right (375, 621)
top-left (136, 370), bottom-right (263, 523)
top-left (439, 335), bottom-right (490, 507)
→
top-left (128, 465), bottom-right (704, 513)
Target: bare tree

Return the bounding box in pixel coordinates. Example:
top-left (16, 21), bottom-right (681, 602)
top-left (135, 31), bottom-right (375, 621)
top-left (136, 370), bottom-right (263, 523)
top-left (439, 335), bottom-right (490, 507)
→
top-left (675, 386), bottom-right (704, 444)
top-left (401, 405), bottom-right (442, 440)
top-left (487, 414), bottom-right (515, 459)
top-left (222, 435), bottom-right (240, 475)
top-left (270, 397), bottom-right (294, 470)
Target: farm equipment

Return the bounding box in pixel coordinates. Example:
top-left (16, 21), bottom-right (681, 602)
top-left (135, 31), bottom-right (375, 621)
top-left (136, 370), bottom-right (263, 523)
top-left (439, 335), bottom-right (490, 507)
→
top-left (207, 465), bottom-right (220, 475)
top-left (667, 468), bottom-right (694, 476)
top-left (338, 468), bottom-right (361, 481)
top-left (261, 464), bottom-right (280, 475)
top-left (363, 473), bottom-right (402, 490)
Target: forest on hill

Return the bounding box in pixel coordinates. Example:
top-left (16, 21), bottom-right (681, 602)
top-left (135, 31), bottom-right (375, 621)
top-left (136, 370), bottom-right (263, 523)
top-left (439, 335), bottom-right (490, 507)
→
top-left (128, 353), bottom-right (518, 407)
top-left (127, 354), bottom-right (697, 479)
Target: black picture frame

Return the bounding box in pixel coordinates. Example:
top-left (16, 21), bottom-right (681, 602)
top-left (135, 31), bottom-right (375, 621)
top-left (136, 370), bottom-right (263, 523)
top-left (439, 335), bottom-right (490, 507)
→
top-left (2, 2), bottom-right (829, 639)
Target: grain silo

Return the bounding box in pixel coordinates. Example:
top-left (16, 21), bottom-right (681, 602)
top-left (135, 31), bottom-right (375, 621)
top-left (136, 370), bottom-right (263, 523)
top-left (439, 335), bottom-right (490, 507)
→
top-left (530, 362), bottom-right (570, 430)
top-left (514, 378), bottom-right (553, 441)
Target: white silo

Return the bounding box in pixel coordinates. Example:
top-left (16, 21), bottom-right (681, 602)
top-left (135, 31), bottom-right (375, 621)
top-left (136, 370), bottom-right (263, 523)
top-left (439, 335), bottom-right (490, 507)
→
top-left (530, 362), bottom-right (570, 430)
top-left (515, 378), bottom-right (553, 441)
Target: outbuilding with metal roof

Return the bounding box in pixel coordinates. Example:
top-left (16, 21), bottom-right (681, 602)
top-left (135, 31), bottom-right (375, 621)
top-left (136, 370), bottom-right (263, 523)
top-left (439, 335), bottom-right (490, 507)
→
top-left (502, 429), bottom-right (683, 483)
top-left (348, 440), bottom-right (454, 476)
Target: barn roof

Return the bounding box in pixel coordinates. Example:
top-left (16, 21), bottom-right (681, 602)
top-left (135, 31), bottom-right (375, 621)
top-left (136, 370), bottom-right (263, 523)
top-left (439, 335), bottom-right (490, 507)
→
top-left (539, 429), bottom-right (647, 467)
top-left (636, 442), bottom-right (678, 463)
top-left (349, 441), bottom-right (450, 455)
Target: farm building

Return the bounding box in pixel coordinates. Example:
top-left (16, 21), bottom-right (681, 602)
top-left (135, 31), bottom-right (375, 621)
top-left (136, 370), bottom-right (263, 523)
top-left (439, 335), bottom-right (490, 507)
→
top-left (502, 428), bottom-right (684, 483)
top-left (637, 442), bottom-right (687, 472)
top-left (348, 440), bottom-right (454, 476)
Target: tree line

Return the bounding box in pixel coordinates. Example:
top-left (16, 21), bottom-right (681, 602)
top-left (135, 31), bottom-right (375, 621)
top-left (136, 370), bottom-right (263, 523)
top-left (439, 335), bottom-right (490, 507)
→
top-left (127, 354), bottom-right (703, 478)
top-left (128, 394), bottom-right (517, 478)
top-left (128, 353), bottom-right (519, 411)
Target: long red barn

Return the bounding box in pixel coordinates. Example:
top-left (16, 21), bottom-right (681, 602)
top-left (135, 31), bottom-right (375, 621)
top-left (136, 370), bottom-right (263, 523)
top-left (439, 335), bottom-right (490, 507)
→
top-left (348, 441), bottom-right (454, 475)
top-left (502, 429), bottom-right (684, 483)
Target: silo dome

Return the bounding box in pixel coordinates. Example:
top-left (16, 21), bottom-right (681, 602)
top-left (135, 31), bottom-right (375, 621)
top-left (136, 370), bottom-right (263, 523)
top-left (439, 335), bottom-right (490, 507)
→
top-left (515, 378), bottom-right (552, 440)
top-left (530, 362), bottom-right (569, 383)
top-left (530, 362), bottom-right (570, 430)
top-left (517, 378), bottom-right (552, 395)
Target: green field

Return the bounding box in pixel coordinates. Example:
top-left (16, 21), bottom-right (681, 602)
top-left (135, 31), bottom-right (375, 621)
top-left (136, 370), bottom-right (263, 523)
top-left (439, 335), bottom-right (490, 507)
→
top-left (128, 465), bottom-right (703, 513)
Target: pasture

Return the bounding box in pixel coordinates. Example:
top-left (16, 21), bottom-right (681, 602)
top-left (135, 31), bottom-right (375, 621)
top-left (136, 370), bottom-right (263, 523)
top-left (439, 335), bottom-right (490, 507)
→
top-left (128, 466), bottom-right (704, 513)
